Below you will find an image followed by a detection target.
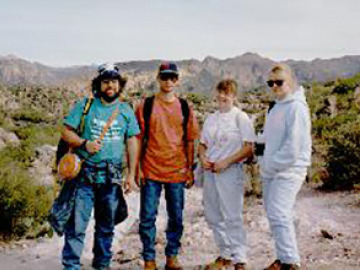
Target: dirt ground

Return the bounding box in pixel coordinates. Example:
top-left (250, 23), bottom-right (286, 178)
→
top-left (1, 184), bottom-right (360, 270)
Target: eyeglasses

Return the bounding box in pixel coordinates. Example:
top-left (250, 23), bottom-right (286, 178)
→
top-left (267, 80), bottom-right (284, 87)
top-left (159, 74), bottom-right (178, 82)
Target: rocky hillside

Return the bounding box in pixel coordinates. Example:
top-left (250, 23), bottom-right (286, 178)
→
top-left (2, 53), bottom-right (360, 94)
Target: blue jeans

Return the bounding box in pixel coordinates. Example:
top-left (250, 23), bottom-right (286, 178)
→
top-left (62, 182), bottom-right (121, 270)
top-left (262, 168), bottom-right (307, 264)
top-left (139, 179), bottom-right (185, 261)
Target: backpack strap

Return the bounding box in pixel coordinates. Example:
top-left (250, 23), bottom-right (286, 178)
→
top-left (143, 96), bottom-right (156, 144)
top-left (79, 97), bottom-right (94, 135)
top-left (179, 97), bottom-right (190, 142)
top-left (143, 96), bottom-right (190, 144)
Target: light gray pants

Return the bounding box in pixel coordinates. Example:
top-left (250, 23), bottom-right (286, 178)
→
top-left (203, 163), bottom-right (246, 264)
top-left (262, 168), bottom-right (306, 264)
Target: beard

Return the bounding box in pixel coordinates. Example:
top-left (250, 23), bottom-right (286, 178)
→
top-left (100, 90), bottom-right (120, 103)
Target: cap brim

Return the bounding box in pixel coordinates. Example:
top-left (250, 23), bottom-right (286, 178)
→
top-left (159, 70), bottom-right (179, 75)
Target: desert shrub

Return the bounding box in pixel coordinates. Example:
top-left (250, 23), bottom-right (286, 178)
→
top-left (186, 92), bottom-right (210, 105)
top-left (11, 107), bottom-right (52, 124)
top-left (322, 119), bottom-right (360, 190)
top-left (312, 113), bottom-right (357, 139)
top-left (10, 124), bottom-right (59, 165)
top-left (0, 109), bottom-right (5, 126)
top-left (0, 148), bottom-right (53, 239)
top-left (306, 84), bottom-right (332, 115)
top-left (332, 77), bottom-right (359, 94)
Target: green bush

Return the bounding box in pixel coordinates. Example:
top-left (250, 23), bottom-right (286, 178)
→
top-left (0, 148), bottom-right (53, 239)
top-left (0, 109), bottom-right (5, 126)
top-left (11, 107), bottom-right (52, 123)
top-left (332, 77), bottom-right (359, 94)
top-left (186, 92), bottom-right (210, 104)
top-left (312, 113), bottom-right (357, 139)
top-left (323, 119), bottom-right (360, 190)
top-left (10, 125), bottom-right (59, 165)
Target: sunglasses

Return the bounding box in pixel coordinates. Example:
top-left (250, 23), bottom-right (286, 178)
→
top-left (159, 74), bottom-right (178, 82)
top-left (267, 80), bottom-right (284, 87)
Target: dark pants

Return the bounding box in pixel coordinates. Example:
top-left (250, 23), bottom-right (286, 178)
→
top-left (62, 182), bottom-right (121, 270)
top-left (139, 179), bottom-right (185, 261)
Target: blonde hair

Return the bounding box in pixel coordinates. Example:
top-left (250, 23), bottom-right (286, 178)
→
top-left (270, 63), bottom-right (297, 90)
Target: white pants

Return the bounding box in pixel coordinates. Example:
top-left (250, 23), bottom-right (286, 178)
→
top-left (203, 163), bottom-right (246, 263)
top-left (262, 168), bottom-right (306, 264)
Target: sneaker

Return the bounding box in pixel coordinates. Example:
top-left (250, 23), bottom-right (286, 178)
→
top-left (264, 259), bottom-right (282, 270)
top-left (165, 256), bottom-right (183, 270)
top-left (234, 262), bottom-right (246, 270)
top-left (205, 256), bottom-right (232, 270)
top-left (281, 263), bottom-right (301, 270)
top-left (144, 260), bottom-right (158, 270)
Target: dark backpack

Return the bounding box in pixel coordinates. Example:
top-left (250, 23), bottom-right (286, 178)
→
top-left (142, 96), bottom-right (190, 151)
top-left (55, 97), bottom-right (94, 165)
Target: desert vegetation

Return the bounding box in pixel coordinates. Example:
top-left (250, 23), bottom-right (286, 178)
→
top-left (0, 72), bottom-right (359, 240)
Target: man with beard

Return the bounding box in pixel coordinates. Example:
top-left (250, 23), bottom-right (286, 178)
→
top-left (60, 63), bottom-right (140, 270)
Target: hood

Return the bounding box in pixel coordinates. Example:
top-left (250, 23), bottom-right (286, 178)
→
top-left (276, 85), bottom-right (307, 105)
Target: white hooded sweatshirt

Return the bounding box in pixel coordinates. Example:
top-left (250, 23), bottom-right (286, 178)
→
top-left (262, 86), bottom-right (312, 178)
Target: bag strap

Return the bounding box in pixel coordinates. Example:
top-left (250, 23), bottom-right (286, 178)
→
top-left (99, 107), bottom-right (119, 141)
top-left (79, 97), bottom-right (94, 135)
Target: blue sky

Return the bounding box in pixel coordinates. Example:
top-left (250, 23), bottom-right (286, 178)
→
top-left (0, 0), bottom-right (359, 67)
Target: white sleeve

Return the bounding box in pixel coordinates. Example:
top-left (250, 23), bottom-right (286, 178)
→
top-left (238, 113), bottom-right (256, 143)
top-left (200, 115), bottom-right (211, 146)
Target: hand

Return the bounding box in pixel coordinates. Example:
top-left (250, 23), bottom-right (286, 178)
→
top-left (123, 173), bottom-right (138, 194)
top-left (85, 139), bottom-right (102, 154)
top-left (200, 156), bottom-right (213, 170)
top-left (213, 159), bottom-right (231, 173)
top-left (185, 170), bottom-right (195, 189)
top-left (135, 167), bottom-right (145, 188)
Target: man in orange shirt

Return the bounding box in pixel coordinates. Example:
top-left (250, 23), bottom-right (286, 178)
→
top-left (135, 62), bottom-right (199, 270)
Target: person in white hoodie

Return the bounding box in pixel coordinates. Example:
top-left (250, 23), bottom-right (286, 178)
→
top-left (198, 79), bottom-right (255, 270)
top-left (262, 64), bottom-right (311, 270)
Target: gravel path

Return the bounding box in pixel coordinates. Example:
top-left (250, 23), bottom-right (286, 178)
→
top-left (1, 185), bottom-right (360, 270)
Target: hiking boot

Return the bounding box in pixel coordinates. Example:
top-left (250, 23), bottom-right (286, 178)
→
top-left (264, 259), bottom-right (282, 270)
top-left (205, 256), bottom-right (232, 270)
top-left (234, 262), bottom-right (246, 270)
top-left (281, 263), bottom-right (301, 270)
top-left (144, 260), bottom-right (157, 270)
top-left (165, 256), bottom-right (183, 270)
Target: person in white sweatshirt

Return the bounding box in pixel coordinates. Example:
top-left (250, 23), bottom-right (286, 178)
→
top-left (198, 79), bottom-right (255, 270)
top-left (262, 64), bottom-right (311, 270)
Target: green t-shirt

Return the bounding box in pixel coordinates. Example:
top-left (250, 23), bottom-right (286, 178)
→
top-left (64, 98), bottom-right (140, 163)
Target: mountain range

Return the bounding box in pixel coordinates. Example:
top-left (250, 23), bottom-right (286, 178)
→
top-left (1, 53), bottom-right (360, 93)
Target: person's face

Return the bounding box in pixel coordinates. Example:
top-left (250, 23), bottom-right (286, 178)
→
top-left (157, 73), bottom-right (179, 93)
top-left (100, 79), bottom-right (120, 97)
top-left (215, 91), bottom-right (236, 111)
top-left (267, 71), bottom-right (292, 100)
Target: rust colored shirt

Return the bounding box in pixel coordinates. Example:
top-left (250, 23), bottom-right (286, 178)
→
top-left (136, 95), bottom-right (199, 183)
